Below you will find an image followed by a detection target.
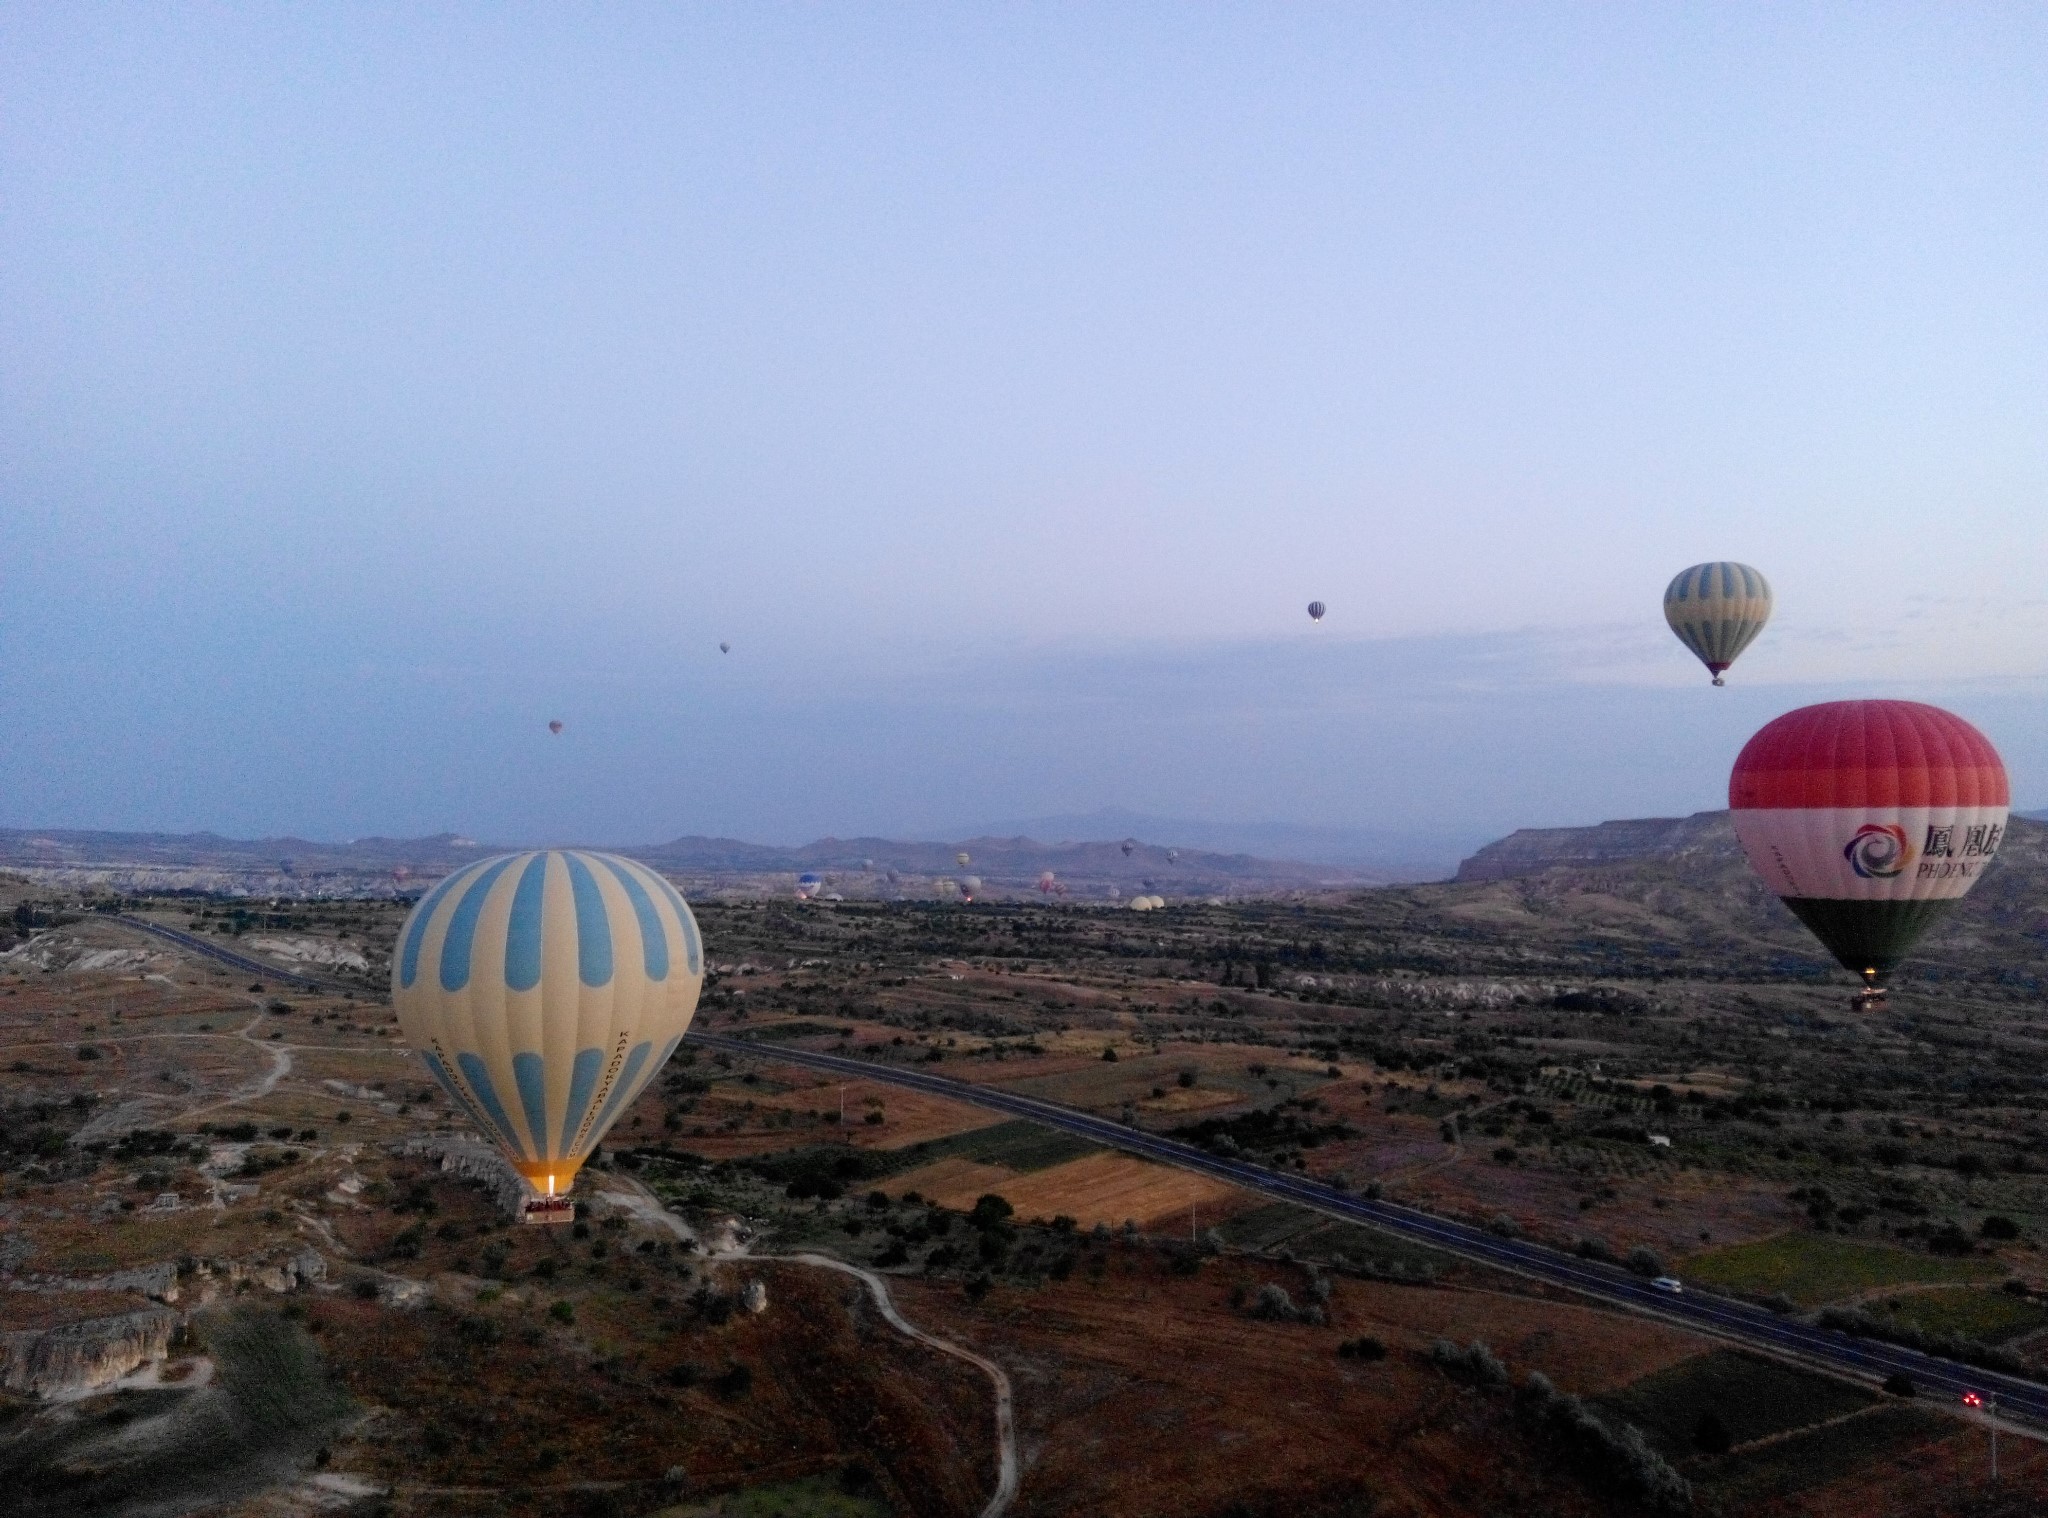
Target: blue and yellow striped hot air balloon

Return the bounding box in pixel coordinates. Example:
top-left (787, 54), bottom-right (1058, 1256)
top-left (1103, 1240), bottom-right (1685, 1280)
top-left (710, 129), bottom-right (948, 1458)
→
top-left (391, 851), bottom-right (703, 1218)
top-left (1663, 561), bottom-right (1773, 685)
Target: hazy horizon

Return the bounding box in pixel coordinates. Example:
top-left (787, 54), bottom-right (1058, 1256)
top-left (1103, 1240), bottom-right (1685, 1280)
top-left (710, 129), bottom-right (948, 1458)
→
top-left (5, 9), bottom-right (2043, 851)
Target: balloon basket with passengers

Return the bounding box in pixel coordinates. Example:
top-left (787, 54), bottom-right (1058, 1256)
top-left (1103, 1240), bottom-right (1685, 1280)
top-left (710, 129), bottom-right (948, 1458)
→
top-left (390, 849), bottom-right (706, 1226)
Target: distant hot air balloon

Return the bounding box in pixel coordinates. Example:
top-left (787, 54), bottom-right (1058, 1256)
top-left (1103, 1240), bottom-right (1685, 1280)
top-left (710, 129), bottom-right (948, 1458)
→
top-left (719, 642), bottom-right (730, 654)
top-left (1121, 840), bottom-right (1137, 858)
top-left (1664, 562), bottom-right (1771, 685)
top-left (1307, 601), bottom-right (1326, 622)
top-left (278, 858), bottom-right (295, 876)
top-left (1037, 871), bottom-right (1057, 893)
top-left (961, 875), bottom-right (982, 900)
top-left (391, 851), bottom-right (703, 1221)
top-left (391, 865), bottom-right (412, 886)
top-left (1730, 701), bottom-right (2008, 1009)
top-left (956, 851), bottom-right (971, 868)
top-left (548, 720), bottom-right (565, 734)
top-left (1166, 849), bottom-right (1179, 864)
top-left (796, 872), bottom-right (824, 899)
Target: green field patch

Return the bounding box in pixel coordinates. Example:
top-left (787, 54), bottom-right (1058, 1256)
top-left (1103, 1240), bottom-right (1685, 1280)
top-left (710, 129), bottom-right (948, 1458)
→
top-left (1703, 1403), bottom-right (1949, 1505)
top-left (1601, 1349), bottom-right (1872, 1459)
top-left (1214, 1201), bottom-right (1327, 1251)
top-left (1681, 1232), bottom-right (2000, 1305)
top-left (654, 1472), bottom-right (890, 1516)
top-left (885, 1118), bottom-right (1100, 1175)
top-left (1872, 1286), bottom-right (2048, 1344)
top-left (744, 1020), bottom-right (858, 1043)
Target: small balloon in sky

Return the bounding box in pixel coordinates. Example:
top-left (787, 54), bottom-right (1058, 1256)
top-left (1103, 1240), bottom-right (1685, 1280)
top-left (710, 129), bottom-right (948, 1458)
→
top-left (1307, 601), bottom-right (1327, 622)
top-left (547, 720), bottom-right (564, 734)
top-left (956, 850), bottom-right (971, 868)
top-left (719, 642), bottom-right (730, 654)
top-left (1663, 562), bottom-right (1771, 685)
top-left (1121, 840), bottom-right (1136, 858)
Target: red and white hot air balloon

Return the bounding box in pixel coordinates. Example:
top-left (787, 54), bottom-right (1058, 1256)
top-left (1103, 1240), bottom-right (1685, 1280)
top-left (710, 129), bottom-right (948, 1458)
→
top-left (1730, 700), bottom-right (2009, 1009)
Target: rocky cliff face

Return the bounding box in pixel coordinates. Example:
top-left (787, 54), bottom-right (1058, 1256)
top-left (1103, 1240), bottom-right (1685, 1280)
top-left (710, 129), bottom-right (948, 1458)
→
top-left (1455, 811), bottom-right (1740, 882)
top-left (0, 1306), bottom-right (179, 1396)
top-left (397, 1135), bottom-right (530, 1217)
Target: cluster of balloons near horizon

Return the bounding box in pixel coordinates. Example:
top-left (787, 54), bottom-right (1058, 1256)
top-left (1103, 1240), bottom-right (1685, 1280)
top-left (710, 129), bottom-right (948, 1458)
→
top-left (1662, 560), bottom-right (2009, 1010)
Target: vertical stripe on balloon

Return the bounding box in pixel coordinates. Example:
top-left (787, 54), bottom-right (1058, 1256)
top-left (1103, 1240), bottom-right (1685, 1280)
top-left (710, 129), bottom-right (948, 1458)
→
top-left (440, 857), bottom-right (518, 993)
top-left (401, 864), bottom-right (476, 989)
top-left (559, 1046), bottom-right (604, 1156)
top-left (597, 856), bottom-right (669, 981)
top-left (457, 1051), bottom-right (531, 1160)
top-left (564, 853), bottom-right (614, 987)
top-left (504, 852), bottom-right (549, 992)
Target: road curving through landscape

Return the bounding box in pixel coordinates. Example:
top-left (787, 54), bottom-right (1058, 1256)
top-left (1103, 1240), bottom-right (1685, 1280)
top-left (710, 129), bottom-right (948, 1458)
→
top-left (687, 1028), bottom-right (2048, 1438)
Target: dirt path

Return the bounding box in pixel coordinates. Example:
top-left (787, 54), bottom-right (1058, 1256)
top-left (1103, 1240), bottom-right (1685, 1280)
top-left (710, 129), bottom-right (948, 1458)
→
top-left (603, 1176), bottom-right (1019, 1517)
top-left (761, 1252), bottom-right (1018, 1518)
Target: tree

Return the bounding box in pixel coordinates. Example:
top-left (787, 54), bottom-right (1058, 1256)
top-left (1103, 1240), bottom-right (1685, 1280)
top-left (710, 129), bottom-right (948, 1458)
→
top-left (1625, 1246), bottom-right (1664, 1277)
top-left (1692, 1412), bottom-right (1731, 1455)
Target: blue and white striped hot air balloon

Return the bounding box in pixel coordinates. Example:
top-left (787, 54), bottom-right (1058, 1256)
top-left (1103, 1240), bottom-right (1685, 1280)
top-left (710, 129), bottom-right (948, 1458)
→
top-left (1663, 561), bottom-right (1772, 685)
top-left (391, 851), bottom-right (703, 1218)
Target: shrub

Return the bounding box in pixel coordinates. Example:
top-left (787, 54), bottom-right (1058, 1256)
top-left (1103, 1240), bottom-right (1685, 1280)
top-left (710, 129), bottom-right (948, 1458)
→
top-left (1692, 1411), bottom-right (1731, 1455)
top-left (1517, 1372), bottom-right (1691, 1512)
top-left (1625, 1246), bottom-right (1665, 1277)
top-left (1251, 1283), bottom-right (1299, 1321)
top-left (1981, 1215), bottom-right (2021, 1241)
top-left (1487, 1213), bottom-right (1520, 1239)
top-left (1101, 1046), bottom-right (1118, 1062)
top-left (1883, 1372), bottom-right (1917, 1397)
top-left (712, 1362), bottom-right (753, 1399)
top-left (1337, 1336), bottom-right (1387, 1361)
top-left (1431, 1338), bottom-right (1509, 1389)
top-left (549, 1300), bottom-right (575, 1324)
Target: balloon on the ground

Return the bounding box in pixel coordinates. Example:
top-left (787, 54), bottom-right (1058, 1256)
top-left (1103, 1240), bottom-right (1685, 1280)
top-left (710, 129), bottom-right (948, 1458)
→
top-left (548, 719), bottom-right (564, 734)
top-left (1307, 601), bottom-right (1326, 622)
top-left (1037, 871), bottom-right (1057, 893)
top-left (391, 851), bottom-right (704, 1218)
top-left (1664, 562), bottom-right (1771, 685)
top-left (795, 872), bottom-right (824, 899)
top-left (1730, 700), bottom-right (2007, 1006)
top-left (961, 875), bottom-right (982, 898)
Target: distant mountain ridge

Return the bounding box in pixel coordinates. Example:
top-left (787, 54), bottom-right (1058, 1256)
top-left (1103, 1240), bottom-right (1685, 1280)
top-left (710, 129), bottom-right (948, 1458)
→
top-left (1455, 812), bottom-right (1739, 882)
top-left (0, 825), bottom-right (1374, 899)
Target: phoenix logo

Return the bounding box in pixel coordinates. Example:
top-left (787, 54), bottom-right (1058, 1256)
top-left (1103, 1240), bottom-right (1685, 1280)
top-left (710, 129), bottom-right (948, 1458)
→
top-left (1844, 823), bottom-right (1911, 879)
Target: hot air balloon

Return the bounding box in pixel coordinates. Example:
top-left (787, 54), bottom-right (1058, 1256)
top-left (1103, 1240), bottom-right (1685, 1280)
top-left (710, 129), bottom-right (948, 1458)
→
top-left (1307, 601), bottom-right (1326, 622)
top-left (548, 720), bottom-right (565, 734)
top-left (391, 865), bottom-right (412, 886)
top-left (961, 875), bottom-right (982, 900)
top-left (1166, 849), bottom-right (1179, 864)
top-left (719, 642), bottom-right (730, 654)
top-left (1730, 701), bottom-right (2008, 1010)
top-left (1121, 840), bottom-right (1136, 858)
top-left (391, 851), bottom-right (704, 1222)
top-left (956, 850), bottom-right (971, 868)
top-left (1037, 870), bottom-right (1057, 893)
top-left (796, 872), bottom-right (824, 899)
top-left (1664, 562), bottom-right (1771, 685)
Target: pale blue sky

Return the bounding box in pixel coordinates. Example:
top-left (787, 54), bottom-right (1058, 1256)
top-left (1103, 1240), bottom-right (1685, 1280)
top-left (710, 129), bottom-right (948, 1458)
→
top-left (3, 6), bottom-right (2043, 851)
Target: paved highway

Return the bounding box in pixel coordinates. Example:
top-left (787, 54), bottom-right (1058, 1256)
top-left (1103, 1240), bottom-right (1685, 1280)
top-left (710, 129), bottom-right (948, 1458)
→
top-left (688, 1029), bottom-right (2048, 1433)
top-left (112, 914), bottom-right (364, 997)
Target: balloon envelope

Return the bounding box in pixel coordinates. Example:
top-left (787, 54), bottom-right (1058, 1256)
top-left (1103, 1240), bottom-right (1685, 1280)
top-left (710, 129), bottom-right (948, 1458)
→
top-left (1664, 562), bottom-right (1771, 684)
top-left (1730, 701), bottom-right (2008, 986)
top-left (391, 851), bottom-right (703, 1199)
top-left (956, 851), bottom-right (971, 867)
top-left (1120, 840), bottom-right (1136, 857)
top-left (1307, 601), bottom-right (1326, 622)
top-left (719, 642), bottom-right (730, 654)
top-left (548, 720), bottom-right (564, 734)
